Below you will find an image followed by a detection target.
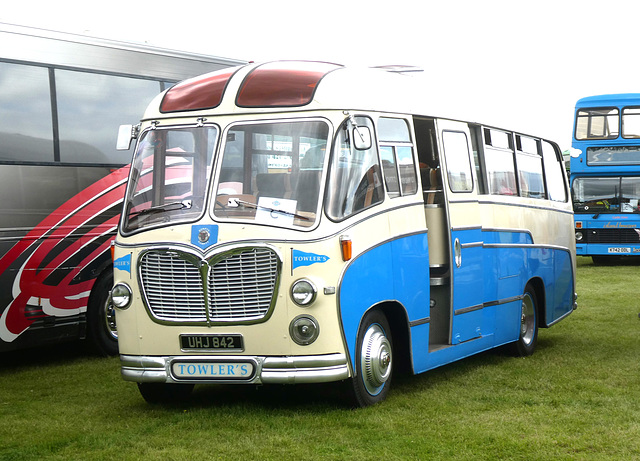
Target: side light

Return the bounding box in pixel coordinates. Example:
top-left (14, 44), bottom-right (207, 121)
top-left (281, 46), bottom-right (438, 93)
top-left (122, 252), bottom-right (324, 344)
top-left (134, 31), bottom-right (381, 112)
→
top-left (289, 315), bottom-right (319, 345)
top-left (575, 221), bottom-right (583, 229)
top-left (291, 279), bottom-right (317, 306)
top-left (340, 235), bottom-right (352, 261)
top-left (111, 283), bottom-right (132, 309)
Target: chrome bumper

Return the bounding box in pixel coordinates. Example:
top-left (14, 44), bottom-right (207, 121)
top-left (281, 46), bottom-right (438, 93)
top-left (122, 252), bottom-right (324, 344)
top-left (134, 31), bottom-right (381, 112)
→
top-left (120, 353), bottom-right (349, 385)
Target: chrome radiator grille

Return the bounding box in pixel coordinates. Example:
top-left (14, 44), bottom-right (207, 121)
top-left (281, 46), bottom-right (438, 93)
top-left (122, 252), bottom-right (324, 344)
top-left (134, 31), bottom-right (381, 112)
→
top-left (139, 247), bottom-right (279, 323)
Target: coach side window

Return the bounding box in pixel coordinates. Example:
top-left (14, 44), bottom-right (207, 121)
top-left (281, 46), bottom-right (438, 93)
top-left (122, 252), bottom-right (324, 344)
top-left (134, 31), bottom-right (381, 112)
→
top-left (442, 131), bottom-right (473, 192)
top-left (542, 140), bottom-right (568, 202)
top-left (0, 62), bottom-right (54, 162)
top-left (483, 128), bottom-right (517, 196)
top-left (515, 135), bottom-right (545, 199)
top-left (378, 117), bottom-right (417, 198)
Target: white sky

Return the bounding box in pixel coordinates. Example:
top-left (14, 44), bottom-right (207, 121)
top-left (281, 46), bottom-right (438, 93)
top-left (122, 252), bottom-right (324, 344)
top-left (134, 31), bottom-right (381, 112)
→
top-left (2, 0), bottom-right (639, 150)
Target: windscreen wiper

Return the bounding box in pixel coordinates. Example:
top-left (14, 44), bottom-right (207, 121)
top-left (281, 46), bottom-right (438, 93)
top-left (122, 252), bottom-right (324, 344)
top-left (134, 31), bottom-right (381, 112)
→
top-left (229, 198), bottom-right (309, 221)
top-left (129, 200), bottom-right (192, 218)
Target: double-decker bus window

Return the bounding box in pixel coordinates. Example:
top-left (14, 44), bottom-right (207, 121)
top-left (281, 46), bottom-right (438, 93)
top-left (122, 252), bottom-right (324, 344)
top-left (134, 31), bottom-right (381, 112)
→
top-left (575, 108), bottom-right (619, 140)
top-left (0, 62), bottom-right (54, 162)
top-left (622, 107), bottom-right (640, 139)
top-left (56, 70), bottom-right (163, 165)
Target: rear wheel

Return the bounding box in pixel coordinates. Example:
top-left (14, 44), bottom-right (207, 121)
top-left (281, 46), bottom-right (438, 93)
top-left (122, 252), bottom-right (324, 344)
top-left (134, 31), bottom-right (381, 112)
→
top-left (348, 310), bottom-right (393, 407)
top-left (87, 271), bottom-right (118, 356)
top-left (137, 383), bottom-right (194, 404)
top-left (509, 285), bottom-right (538, 357)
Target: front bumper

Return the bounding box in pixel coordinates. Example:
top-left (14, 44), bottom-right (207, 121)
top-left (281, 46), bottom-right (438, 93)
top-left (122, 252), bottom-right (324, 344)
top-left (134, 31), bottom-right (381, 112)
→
top-left (120, 353), bottom-right (349, 385)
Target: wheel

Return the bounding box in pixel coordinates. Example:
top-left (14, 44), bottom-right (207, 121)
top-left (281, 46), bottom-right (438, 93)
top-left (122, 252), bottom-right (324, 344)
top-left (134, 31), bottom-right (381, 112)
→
top-left (137, 383), bottom-right (194, 404)
top-left (87, 271), bottom-right (118, 356)
top-left (509, 286), bottom-right (538, 357)
top-left (348, 310), bottom-right (393, 407)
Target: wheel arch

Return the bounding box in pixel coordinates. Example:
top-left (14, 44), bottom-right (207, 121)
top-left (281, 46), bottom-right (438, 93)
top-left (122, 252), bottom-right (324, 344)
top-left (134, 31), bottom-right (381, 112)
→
top-left (353, 301), bottom-right (412, 376)
top-left (526, 276), bottom-right (546, 328)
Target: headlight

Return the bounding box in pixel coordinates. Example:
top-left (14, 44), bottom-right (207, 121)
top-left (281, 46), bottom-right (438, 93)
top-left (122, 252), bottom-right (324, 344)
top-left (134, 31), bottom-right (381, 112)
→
top-left (289, 315), bottom-right (319, 345)
top-left (575, 231), bottom-right (583, 242)
top-left (111, 283), bottom-right (132, 309)
top-left (290, 279), bottom-right (317, 306)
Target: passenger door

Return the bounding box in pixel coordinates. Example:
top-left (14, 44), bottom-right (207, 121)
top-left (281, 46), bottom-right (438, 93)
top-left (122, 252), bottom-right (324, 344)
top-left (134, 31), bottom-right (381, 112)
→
top-left (438, 120), bottom-right (485, 344)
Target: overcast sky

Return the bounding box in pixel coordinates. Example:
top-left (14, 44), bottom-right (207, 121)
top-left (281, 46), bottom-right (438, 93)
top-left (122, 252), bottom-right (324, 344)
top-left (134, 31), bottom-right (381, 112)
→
top-left (2, 0), bottom-right (639, 150)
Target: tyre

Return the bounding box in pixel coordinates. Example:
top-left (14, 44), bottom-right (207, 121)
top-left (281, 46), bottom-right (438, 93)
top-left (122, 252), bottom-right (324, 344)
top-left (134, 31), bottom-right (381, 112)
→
top-left (348, 310), bottom-right (393, 407)
top-left (137, 383), bottom-right (194, 404)
top-left (87, 270), bottom-right (118, 356)
top-left (509, 285), bottom-right (538, 357)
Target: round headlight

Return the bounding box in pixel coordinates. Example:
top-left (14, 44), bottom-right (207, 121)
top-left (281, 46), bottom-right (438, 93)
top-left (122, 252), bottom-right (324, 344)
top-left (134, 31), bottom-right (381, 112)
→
top-left (111, 283), bottom-right (132, 309)
top-left (289, 315), bottom-right (319, 345)
top-left (575, 231), bottom-right (583, 242)
top-left (290, 279), bottom-right (317, 306)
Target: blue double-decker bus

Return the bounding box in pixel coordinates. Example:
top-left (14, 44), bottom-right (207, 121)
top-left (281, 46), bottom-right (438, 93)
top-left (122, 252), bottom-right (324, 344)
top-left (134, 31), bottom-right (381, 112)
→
top-left (570, 94), bottom-right (640, 263)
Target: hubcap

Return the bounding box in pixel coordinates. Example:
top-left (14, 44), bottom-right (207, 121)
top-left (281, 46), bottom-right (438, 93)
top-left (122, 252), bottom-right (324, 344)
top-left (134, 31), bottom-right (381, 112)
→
top-left (104, 298), bottom-right (118, 340)
top-left (360, 324), bottom-right (392, 395)
top-left (520, 293), bottom-right (535, 346)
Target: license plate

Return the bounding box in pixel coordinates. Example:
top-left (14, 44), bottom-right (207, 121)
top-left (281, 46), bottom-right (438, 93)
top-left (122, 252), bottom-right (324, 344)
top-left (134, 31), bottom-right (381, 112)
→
top-left (172, 361), bottom-right (255, 380)
top-left (180, 334), bottom-right (243, 351)
top-left (608, 247), bottom-right (631, 253)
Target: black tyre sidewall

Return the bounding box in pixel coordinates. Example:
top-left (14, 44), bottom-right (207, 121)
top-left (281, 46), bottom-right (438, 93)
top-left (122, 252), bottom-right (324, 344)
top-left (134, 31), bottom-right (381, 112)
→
top-left (87, 271), bottom-right (118, 356)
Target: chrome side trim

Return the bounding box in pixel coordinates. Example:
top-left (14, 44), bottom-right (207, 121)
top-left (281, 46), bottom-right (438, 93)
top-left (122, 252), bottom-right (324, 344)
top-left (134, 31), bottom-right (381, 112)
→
top-left (120, 353), bottom-right (349, 385)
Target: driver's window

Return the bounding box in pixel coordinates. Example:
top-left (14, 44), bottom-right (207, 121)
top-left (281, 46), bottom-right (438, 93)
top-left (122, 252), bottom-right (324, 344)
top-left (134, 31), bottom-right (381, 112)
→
top-left (326, 116), bottom-right (383, 220)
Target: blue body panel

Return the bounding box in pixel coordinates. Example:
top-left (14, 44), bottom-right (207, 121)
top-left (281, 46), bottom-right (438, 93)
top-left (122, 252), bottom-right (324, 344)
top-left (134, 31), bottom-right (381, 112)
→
top-left (339, 229), bottom-right (574, 376)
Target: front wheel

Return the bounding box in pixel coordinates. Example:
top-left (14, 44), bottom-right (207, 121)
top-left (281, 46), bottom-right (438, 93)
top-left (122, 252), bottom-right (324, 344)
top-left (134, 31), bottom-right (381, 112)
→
top-left (87, 271), bottom-right (118, 356)
top-left (509, 286), bottom-right (538, 357)
top-left (348, 310), bottom-right (393, 407)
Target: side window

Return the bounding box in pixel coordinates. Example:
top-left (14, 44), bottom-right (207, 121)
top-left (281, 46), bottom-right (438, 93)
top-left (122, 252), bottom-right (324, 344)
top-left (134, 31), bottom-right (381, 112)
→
top-left (622, 107), bottom-right (640, 139)
top-left (575, 107), bottom-right (619, 140)
top-left (515, 135), bottom-right (545, 199)
top-left (56, 69), bottom-right (164, 164)
top-left (542, 140), bottom-right (568, 202)
top-left (483, 128), bottom-right (517, 196)
top-left (0, 62), bottom-right (54, 162)
top-left (326, 116), bottom-right (383, 220)
top-left (377, 117), bottom-right (417, 197)
top-left (442, 131), bottom-right (473, 192)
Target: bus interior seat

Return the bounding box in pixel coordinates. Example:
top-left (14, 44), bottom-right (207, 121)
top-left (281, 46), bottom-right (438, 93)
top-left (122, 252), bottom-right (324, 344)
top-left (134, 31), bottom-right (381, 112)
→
top-left (294, 171), bottom-right (321, 212)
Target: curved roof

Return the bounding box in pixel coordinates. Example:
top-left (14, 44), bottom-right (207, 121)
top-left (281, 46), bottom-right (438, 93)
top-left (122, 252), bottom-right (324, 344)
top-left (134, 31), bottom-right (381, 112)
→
top-left (145, 60), bottom-right (466, 121)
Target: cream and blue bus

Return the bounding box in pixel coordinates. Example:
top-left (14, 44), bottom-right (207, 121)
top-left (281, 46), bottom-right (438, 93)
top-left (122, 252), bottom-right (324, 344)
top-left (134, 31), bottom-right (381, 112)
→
top-left (112, 61), bottom-right (576, 406)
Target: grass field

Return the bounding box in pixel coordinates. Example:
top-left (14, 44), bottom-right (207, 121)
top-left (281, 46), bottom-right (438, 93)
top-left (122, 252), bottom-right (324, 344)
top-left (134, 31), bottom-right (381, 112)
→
top-left (1, 256), bottom-right (639, 460)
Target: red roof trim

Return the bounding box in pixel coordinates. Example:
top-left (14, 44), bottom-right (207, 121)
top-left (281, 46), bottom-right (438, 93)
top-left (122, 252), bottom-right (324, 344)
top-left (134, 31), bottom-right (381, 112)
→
top-left (236, 61), bottom-right (342, 108)
top-left (160, 66), bottom-right (243, 113)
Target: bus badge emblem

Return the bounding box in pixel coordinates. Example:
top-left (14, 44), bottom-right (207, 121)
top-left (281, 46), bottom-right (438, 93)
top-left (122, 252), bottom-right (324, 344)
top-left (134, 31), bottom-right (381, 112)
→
top-left (198, 228), bottom-right (210, 244)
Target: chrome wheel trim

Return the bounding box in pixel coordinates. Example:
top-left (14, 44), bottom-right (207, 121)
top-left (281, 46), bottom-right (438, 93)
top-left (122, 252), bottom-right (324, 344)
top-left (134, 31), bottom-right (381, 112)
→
top-left (360, 323), bottom-right (392, 395)
top-left (104, 298), bottom-right (118, 340)
top-left (520, 293), bottom-right (535, 346)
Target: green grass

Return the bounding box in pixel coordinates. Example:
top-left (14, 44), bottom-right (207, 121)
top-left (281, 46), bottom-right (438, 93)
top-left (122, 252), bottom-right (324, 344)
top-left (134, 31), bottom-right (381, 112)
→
top-left (2, 256), bottom-right (640, 460)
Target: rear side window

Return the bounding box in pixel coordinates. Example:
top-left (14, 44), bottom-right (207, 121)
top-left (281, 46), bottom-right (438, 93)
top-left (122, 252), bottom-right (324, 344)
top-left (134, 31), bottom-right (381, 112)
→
top-left (378, 117), bottom-right (417, 197)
